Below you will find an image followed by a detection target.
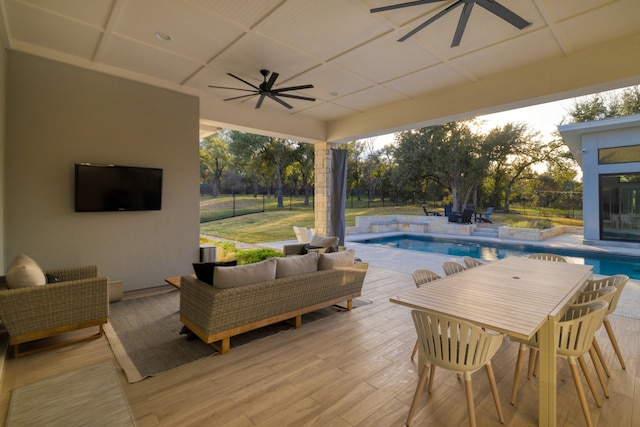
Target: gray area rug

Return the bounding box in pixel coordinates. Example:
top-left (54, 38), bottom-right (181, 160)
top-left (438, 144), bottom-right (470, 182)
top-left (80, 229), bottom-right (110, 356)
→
top-left (6, 361), bottom-right (135, 426)
top-left (105, 290), bottom-right (370, 383)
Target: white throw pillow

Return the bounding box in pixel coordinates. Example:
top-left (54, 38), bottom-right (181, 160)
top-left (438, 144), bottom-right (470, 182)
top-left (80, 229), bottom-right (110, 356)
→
top-left (213, 258), bottom-right (277, 289)
top-left (309, 235), bottom-right (340, 248)
top-left (275, 252), bottom-right (318, 278)
top-left (5, 254), bottom-right (47, 288)
top-left (318, 249), bottom-right (356, 270)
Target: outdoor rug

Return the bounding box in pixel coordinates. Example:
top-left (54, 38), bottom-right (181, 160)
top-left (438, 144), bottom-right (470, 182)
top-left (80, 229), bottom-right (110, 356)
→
top-left (104, 290), bottom-right (371, 383)
top-left (6, 361), bottom-right (135, 426)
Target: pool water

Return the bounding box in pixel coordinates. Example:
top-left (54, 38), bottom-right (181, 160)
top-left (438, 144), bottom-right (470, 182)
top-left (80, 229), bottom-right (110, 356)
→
top-left (354, 234), bottom-right (640, 280)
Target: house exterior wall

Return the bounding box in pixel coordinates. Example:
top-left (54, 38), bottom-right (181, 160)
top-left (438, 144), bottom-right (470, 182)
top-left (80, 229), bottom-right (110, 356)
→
top-left (578, 125), bottom-right (640, 241)
top-left (0, 47), bottom-right (6, 273)
top-left (5, 51), bottom-right (200, 291)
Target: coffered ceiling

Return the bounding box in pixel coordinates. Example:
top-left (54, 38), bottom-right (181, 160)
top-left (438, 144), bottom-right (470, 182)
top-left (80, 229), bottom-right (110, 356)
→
top-left (2, 0), bottom-right (639, 142)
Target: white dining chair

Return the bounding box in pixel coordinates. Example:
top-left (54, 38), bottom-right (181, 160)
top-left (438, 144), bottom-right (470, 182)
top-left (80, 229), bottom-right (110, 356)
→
top-left (407, 309), bottom-right (504, 427)
top-left (409, 270), bottom-right (442, 362)
top-left (528, 253), bottom-right (567, 262)
top-left (583, 274), bottom-right (629, 370)
top-left (511, 301), bottom-right (609, 427)
top-left (462, 256), bottom-right (483, 268)
top-left (442, 261), bottom-right (466, 276)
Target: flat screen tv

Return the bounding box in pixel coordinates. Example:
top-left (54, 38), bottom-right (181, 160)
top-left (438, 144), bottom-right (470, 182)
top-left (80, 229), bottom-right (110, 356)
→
top-left (74, 163), bottom-right (163, 212)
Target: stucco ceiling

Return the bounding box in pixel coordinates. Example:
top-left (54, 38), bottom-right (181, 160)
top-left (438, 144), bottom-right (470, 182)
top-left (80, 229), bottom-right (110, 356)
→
top-left (1, 0), bottom-right (639, 143)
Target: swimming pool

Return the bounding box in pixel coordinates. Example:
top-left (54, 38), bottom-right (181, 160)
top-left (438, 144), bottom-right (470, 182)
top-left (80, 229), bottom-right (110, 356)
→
top-left (354, 234), bottom-right (640, 279)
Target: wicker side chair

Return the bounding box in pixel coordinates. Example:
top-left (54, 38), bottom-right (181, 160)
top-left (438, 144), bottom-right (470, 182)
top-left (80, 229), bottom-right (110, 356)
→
top-left (0, 265), bottom-right (108, 357)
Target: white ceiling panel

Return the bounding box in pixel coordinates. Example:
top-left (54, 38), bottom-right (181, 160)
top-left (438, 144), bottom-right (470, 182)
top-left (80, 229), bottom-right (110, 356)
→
top-left (544, 0), bottom-right (618, 21)
top-left (16, 0), bottom-right (114, 28)
top-left (115, 0), bottom-right (246, 63)
top-left (285, 64), bottom-right (373, 102)
top-left (384, 63), bottom-right (470, 98)
top-left (334, 85), bottom-right (409, 112)
top-left (187, 0), bottom-right (284, 29)
top-left (5, 0), bottom-right (103, 59)
top-left (101, 35), bottom-right (202, 83)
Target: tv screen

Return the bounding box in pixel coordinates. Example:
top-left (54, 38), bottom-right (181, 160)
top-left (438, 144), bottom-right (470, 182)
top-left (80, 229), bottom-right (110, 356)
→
top-left (74, 163), bottom-right (163, 212)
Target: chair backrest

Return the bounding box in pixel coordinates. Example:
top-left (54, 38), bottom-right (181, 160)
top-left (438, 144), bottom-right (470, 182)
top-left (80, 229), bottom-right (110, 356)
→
top-left (484, 207), bottom-right (494, 218)
top-left (574, 286), bottom-right (617, 306)
top-left (293, 226), bottom-right (312, 243)
top-left (442, 261), bottom-right (466, 276)
top-left (584, 274), bottom-right (628, 314)
top-left (412, 269), bottom-right (441, 287)
top-left (528, 253), bottom-right (567, 262)
top-left (460, 209), bottom-right (474, 224)
top-left (463, 256), bottom-right (482, 268)
top-left (411, 309), bottom-right (503, 372)
top-left (555, 301), bottom-right (608, 358)
top-left (444, 205), bottom-right (452, 216)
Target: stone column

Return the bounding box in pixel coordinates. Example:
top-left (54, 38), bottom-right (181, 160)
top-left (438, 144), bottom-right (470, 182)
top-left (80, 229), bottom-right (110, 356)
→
top-left (314, 142), bottom-right (340, 236)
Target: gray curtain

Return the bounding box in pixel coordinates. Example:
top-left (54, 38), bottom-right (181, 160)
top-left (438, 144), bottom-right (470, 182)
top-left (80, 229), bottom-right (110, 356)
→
top-left (331, 149), bottom-right (347, 246)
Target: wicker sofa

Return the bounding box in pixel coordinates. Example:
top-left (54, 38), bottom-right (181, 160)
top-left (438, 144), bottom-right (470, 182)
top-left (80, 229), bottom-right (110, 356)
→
top-left (179, 252), bottom-right (368, 354)
top-left (0, 264), bottom-right (109, 357)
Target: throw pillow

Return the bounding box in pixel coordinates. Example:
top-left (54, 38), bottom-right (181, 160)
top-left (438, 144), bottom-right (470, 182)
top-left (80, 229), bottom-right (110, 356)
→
top-left (213, 258), bottom-right (277, 289)
top-left (309, 235), bottom-right (340, 248)
top-left (5, 254), bottom-right (47, 288)
top-left (192, 260), bottom-right (238, 286)
top-left (318, 249), bottom-right (356, 270)
top-left (46, 273), bottom-right (61, 284)
top-left (275, 252), bottom-right (318, 278)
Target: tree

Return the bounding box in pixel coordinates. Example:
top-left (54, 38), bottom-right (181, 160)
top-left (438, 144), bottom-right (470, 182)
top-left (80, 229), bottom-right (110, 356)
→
top-left (227, 131), bottom-right (270, 196)
top-left (287, 142), bottom-right (314, 205)
top-left (199, 133), bottom-right (230, 197)
top-left (568, 85), bottom-right (640, 122)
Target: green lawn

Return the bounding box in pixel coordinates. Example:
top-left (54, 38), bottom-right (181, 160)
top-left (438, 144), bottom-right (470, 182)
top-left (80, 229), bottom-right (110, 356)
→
top-left (200, 205), bottom-right (583, 244)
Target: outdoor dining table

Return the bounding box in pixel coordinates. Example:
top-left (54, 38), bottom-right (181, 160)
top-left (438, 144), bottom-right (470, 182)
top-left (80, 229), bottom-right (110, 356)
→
top-left (390, 256), bottom-right (593, 427)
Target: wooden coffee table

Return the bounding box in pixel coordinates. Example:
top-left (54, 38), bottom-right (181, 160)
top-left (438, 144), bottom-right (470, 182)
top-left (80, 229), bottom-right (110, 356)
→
top-left (164, 276), bottom-right (183, 289)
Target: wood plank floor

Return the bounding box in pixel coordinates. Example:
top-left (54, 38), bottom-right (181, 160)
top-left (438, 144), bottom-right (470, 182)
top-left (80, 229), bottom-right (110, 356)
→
top-left (0, 267), bottom-right (638, 426)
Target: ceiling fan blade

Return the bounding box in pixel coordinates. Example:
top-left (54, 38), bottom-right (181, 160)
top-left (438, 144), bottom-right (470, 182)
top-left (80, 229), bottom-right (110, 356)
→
top-left (476, 0), bottom-right (531, 29)
top-left (227, 73), bottom-right (261, 91)
top-left (398, 1), bottom-right (463, 42)
top-left (265, 72), bottom-right (279, 91)
top-left (451, 1), bottom-right (473, 47)
top-left (208, 85), bottom-right (256, 93)
top-left (277, 93), bottom-right (316, 102)
top-left (271, 84), bottom-right (314, 93)
top-left (255, 94), bottom-right (266, 109)
top-left (267, 94), bottom-right (294, 109)
top-left (371, 0), bottom-right (445, 14)
top-left (224, 93), bottom-right (258, 101)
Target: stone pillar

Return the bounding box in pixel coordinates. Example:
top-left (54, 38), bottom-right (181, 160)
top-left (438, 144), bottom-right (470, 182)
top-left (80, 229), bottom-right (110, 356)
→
top-left (314, 142), bottom-right (340, 236)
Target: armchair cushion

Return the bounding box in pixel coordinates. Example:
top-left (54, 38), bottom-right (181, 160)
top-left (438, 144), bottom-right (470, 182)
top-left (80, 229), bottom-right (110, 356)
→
top-left (5, 255), bottom-right (46, 289)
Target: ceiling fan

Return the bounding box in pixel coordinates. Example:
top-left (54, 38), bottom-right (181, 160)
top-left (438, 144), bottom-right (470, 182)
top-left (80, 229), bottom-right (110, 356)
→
top-left (371, 0), bottom-right (531, 47)
top-left (208, 69), bottom-right (315, 109)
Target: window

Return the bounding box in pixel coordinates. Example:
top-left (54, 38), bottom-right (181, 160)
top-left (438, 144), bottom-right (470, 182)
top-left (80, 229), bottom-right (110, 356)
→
top-left (600, 173), bottom-right (640, 242)
top-left (598, 145), bottom-right (640, 164)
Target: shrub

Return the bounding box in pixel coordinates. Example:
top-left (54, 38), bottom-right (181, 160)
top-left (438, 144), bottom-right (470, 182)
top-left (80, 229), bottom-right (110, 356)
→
top-left (235, 248), bottom-right (282, 265)
top-left (198, 238), bottom-right (282, 263)
top-left (510, 220), bottom-right (553, 230)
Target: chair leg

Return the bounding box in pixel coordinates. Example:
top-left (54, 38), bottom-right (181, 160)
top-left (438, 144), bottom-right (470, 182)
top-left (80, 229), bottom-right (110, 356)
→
top-left (589, 347), bottom-right (609, 398)
top-left (406, 362), bottom-right (431, 426)
top-left (528, 347), bottom-right (537, 379)
top-left (511, 344), bottom-right (527, 405)
top-left (603, 317), bottom-right (626, 369)
top-left (568, 358), bottom-right (594, 427)
top-left (411, 339), bottom-right (418, 361)
top-left (592, 337), bottom-right (611, 377)
top-left (427, 364), bottom-right (436, 393)
top-left (486, 363), bottom-right (505, 423)
top-left (464, 372), bottom-right (477, 427)
top-left (578, 355), bottom-right (602, 407)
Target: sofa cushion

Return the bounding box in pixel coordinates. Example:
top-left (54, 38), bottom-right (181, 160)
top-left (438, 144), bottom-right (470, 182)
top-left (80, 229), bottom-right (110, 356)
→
top-left (309, 235), bottom-right (340, 248)
top-left (192, 260), bottom-right (238, 285)
top-left (318, 249), bottom-right (356, 270)
top-left (275, 252), bottom-right (318, 278)
top-left (213, 258), bottom-right (277, 289)
top-left (5, 254), bottom-right (47, 288)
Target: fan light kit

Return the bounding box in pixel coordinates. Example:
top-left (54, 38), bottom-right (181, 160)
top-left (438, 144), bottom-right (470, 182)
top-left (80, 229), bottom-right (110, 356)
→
top-left (371, 0), bottom-right (531, 47)
top-left (208, 69), bottom-right (315, 109)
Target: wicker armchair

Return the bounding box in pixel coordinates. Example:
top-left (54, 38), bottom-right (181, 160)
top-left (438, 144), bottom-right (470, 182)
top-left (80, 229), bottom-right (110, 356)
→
top-left (0, 265), bottom-right (108, 357)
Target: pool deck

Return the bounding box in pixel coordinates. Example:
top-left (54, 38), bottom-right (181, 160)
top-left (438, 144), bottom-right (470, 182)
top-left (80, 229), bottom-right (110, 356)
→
top-left (260, 230), bottom-right (640, 319)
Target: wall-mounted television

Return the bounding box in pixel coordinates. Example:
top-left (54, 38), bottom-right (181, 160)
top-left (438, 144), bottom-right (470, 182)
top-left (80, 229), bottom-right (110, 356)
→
top-left (74, 163), bottom-right (163, 212)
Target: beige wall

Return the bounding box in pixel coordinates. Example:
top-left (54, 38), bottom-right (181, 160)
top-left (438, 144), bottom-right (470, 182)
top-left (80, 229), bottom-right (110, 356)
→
top-left (5, 51), bottom-right (200, 291)
top-left (0, 47), bottom-right (5, 273)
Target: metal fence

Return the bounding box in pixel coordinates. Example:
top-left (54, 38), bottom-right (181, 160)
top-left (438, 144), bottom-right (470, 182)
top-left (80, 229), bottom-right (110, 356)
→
top-left (200, 194), bottom-right (265, 222)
